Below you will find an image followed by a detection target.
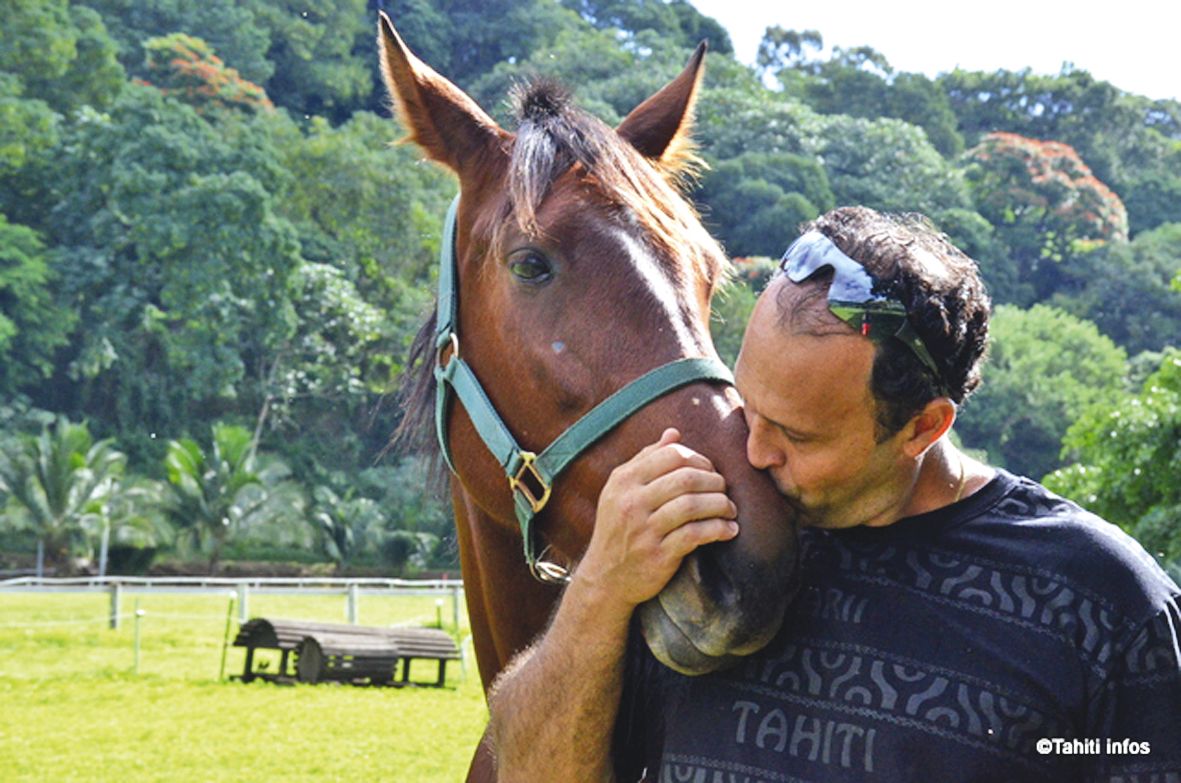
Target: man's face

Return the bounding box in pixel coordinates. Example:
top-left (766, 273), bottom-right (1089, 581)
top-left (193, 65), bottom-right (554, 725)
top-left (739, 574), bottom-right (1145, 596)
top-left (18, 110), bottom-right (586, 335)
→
top-left (734, 278), bottom-right (911, 529)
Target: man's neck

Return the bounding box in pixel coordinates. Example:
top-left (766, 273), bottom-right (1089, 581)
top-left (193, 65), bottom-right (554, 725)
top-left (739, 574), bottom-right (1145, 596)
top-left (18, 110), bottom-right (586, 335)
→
top-left (898, 439), bottom-right (994, 520)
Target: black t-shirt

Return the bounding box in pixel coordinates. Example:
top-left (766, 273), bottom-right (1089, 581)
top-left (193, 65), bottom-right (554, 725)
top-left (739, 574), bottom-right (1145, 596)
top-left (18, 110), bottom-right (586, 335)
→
top-left (616, 470), bottom-right (1181, 782)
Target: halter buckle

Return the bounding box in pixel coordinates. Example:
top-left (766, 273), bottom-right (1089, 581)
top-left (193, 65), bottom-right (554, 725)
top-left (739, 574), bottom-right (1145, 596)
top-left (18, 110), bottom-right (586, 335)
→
top-left (509, 451), bottom-right (551, 514)
top-left (436, 332), bottom-right (459, 369)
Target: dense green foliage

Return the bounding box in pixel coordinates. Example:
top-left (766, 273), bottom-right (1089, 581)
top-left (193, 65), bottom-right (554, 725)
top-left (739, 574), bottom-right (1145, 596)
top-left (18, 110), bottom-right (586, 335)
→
top-left (955, 305), bottom-right (1128, 480)
top-left (1046, 350), bottom-right (1181, 576)
top-left (1, 1), bottom-right (1178, 574)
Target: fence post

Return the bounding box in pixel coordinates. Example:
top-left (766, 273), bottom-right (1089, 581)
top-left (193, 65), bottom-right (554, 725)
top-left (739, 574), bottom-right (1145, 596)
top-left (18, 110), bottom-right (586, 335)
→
top-left (133, 600), bottom-right (143, 674)
top-left (237, 582), bottom-right (249, 624)
top-left (451, 583), bottom-right (461, 631)
top-left (109, 581), bottom-right (121, 629)
top-left (219, 592), bottom-right (235, 681)
top-left (347, 582), bottom-right (359, 624)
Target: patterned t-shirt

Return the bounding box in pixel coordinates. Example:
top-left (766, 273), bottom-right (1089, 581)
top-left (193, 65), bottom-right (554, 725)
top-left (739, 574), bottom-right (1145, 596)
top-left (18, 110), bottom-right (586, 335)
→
top-left (615, 470), bottom-right (1181, 783)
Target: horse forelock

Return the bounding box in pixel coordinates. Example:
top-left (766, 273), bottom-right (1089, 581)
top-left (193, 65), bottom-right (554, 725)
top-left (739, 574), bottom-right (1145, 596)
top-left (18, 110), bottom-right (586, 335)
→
top-left (502, 79), bottom-right (727, 292)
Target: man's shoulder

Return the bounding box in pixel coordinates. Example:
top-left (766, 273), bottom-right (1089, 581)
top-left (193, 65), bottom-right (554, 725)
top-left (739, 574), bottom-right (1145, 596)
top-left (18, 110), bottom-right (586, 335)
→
top-left (932, 469), bottom-right (1178, 631)
top-left (806, 469), bottom-right (1178, 632)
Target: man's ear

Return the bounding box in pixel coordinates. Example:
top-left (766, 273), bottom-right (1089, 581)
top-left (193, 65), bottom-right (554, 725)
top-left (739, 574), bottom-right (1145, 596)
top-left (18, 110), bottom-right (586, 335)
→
top-left (901, 397), bottom-right (957, 459)
top-left (377, 11), bottom-right (506, 177)
top-left (616, 41), bottom-right (706, 176)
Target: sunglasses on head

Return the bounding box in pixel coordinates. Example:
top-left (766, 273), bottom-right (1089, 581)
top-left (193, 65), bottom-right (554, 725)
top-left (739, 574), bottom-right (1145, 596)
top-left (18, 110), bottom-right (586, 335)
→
top-left (780, 231), bottom-right (948, 395)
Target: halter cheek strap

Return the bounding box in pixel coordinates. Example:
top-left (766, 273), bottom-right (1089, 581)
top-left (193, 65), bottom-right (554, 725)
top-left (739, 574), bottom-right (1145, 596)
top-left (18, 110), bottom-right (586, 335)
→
top-left (432, 195), bottom-right (735, 581)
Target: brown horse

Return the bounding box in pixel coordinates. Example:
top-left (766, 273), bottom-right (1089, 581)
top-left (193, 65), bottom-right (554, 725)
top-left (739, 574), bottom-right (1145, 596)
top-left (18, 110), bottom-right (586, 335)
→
top-left (378, 11), bottom-right (799, 778)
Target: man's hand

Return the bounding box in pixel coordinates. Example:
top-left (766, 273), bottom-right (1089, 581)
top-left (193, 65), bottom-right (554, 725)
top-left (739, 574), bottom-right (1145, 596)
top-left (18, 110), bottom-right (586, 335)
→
top-left (490, 428), bottom-right (734, 782)
top-left (575, 427), bottom-right (739, 616)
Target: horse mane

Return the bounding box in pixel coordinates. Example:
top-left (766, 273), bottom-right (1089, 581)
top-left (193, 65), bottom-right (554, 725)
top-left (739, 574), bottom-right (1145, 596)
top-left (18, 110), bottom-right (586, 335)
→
top-left (388, 78), bottom-right (728, 474)
top-left (381, 309), bottom-right (448, 495)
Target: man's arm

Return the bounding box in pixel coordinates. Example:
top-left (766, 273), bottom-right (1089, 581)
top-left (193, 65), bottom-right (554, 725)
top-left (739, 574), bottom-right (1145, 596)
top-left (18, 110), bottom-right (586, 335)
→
top-left (487, 428), bottom-right (739, 782)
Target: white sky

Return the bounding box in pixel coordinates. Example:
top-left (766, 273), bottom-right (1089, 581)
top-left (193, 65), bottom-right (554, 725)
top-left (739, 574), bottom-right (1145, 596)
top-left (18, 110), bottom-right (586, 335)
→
top-left (689, 0), bottom-right (1180, 102)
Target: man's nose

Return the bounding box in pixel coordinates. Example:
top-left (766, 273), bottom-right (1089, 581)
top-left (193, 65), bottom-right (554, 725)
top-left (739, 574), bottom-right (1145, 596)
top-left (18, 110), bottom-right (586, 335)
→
top-left (746, 417), bottom-right (783, 471)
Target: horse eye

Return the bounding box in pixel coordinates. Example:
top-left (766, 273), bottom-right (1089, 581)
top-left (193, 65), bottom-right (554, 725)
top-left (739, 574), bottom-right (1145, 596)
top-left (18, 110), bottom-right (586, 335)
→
top-left (508, 251), bottom-right (553, 284)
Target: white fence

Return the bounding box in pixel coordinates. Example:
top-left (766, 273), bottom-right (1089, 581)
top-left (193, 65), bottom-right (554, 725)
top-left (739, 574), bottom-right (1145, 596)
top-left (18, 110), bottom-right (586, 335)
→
top-left (0, 575), bottom-right (466, 629)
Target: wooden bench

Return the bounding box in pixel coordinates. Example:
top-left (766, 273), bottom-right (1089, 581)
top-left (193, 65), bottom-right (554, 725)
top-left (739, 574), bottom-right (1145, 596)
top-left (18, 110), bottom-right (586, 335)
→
top-left (232, 618), bottom-right (462, 687)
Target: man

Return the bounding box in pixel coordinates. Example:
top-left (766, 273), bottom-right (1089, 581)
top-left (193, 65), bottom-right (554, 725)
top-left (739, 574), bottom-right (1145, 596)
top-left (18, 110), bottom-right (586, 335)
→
top-left (487, 207), bottom-right (1181, 782)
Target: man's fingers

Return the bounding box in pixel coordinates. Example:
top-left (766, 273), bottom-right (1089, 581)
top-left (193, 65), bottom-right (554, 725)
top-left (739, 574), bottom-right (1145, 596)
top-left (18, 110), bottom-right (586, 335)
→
top-left (661, 518), bottom-right (740, 561)
top-left (623, 443), bottom-right (715, 488)
top-left (632, 427), bottom-right (681, 462)
top-left (643, 466), bottom-right (729, 516)
top-left (649, 491), bottom-right (737, 536)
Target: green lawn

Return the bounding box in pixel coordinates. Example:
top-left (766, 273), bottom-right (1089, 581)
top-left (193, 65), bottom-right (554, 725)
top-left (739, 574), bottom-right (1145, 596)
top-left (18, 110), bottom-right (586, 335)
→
top-left (0, 591), bottom-right (489, 782)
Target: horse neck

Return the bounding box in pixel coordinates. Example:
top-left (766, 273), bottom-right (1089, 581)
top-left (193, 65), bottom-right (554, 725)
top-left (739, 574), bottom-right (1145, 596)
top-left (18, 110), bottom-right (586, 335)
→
top-left (451, 484), bottom-right (563, 692)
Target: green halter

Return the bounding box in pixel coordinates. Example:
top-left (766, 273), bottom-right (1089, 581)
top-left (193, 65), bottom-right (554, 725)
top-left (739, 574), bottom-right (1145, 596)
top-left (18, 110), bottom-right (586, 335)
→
top-left (432, 196), bottom-right (735, 582)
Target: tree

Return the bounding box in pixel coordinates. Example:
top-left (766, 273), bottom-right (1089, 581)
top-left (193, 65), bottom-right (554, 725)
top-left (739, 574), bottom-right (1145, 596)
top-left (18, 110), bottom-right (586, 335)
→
top-left (0, 418), bottom-right (125, 574)
top-left (432, 0), bottom-right (589, 88)
top-left (695, 88), bottom-right (971, 220)
top-left (756, 29), bottom-right (963, 157)
top-left (246, 0), bottom-right (374, 120)
top-left (814, 114), bottom-right (970, 216)
top-left (249, 261), bottom-right (388, 449)
top-left (1050, 222), bottom-right (1181, 356)
top-left (164, 423), bottom-right (303, 573)
top-left (276, 112), bottom-right (453, 288)
top-left (710, 273), bottom-right (760, 368)
top-left (1045, 350), bottom-right (1181, 571)
top-left (963, 132), bottom-right (1129, 302)
top-left (1120, 144), bottom-right (1181, 236)
top-left (141, 33), bottom-right (273, 114)
top-left (696, 88), bottom-right (820, 161)
top-left (756, 26), bottom-right (822, 80)
top-left (358, 459), bottom-right (456, 570)
top-left (0, 75), bottom-right (58, 176)
top-left (310, 485), bottom-right (386, 572)
top-left (0, 216), bottom-right (75, 395)
top-left (696, 151), bottom-right (833, 257)
top-left (940, 67), bottom-right (1152, 179)
top-left (931, 207), bottom-right (1027, 305)
top-left (955, 304), bottom-right (1128, 479)
top-left (939, 66), bottom-right (1181, 235)
top-left (0, 0), bottom-right (124, 115)
top-left (40, 84), bottom-right (302, 460)
top-left (85, 0), bottom-right (273, 86)
top-left (561, 0), bottom-right (733, 55)
top-left (267, 110), bottom-right (454, 477)
top-left (99, 477), bottom-right (173, 573)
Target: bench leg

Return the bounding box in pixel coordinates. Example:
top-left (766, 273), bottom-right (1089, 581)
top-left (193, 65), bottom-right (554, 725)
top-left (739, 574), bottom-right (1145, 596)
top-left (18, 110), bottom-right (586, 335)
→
top-left (436, 660), bottom-right (447, 687)
top-left (279, 649), bottom-right (289, 677)
top-left (242, 647), bottom-right (255, 682)
top-left (401, 658), bottom-right (411, 684)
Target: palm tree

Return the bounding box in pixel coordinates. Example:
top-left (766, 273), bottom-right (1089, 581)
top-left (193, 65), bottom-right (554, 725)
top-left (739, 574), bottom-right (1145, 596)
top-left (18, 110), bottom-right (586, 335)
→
top-left (311, 486), bottom-right (386, 573)
top-left (0, 418), bottom-right (125, 575)
top-left (164, 423), bottom-right (302, 573)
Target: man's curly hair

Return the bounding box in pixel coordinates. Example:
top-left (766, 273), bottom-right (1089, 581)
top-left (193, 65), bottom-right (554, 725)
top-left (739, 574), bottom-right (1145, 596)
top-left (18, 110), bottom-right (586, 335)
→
top-left (779, 206), bottom-right (992, 439)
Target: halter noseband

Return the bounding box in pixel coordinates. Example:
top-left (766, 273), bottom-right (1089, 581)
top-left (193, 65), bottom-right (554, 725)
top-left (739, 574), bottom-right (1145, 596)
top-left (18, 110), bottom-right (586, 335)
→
top-left (433, 195), bottom-right (735, 583)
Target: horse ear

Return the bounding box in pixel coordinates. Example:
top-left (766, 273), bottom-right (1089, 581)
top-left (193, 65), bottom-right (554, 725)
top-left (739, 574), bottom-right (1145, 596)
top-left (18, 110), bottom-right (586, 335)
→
top-left (616, 41), bottom-right (707, 173)
top-left (377, 12), bottom-right (504, 176)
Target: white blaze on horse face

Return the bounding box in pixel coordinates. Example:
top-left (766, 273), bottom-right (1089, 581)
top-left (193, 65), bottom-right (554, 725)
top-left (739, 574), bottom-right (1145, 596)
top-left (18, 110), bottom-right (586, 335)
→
top-left (607, 225), bottom-right (704, 353)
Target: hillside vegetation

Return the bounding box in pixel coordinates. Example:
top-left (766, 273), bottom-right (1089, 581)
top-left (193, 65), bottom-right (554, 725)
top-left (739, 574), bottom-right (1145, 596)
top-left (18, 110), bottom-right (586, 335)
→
top-left (1, 0), bottom-right (1178, 577)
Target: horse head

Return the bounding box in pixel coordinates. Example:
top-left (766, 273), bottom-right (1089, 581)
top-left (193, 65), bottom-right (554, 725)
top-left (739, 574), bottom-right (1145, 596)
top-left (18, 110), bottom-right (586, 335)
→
top-left (379, 13), bottom-right (799, 676)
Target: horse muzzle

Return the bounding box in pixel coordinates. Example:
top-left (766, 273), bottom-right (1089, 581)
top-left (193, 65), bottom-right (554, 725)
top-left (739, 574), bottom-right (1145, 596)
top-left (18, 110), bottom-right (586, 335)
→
top-left (637, 472), bottom-right (800, 675)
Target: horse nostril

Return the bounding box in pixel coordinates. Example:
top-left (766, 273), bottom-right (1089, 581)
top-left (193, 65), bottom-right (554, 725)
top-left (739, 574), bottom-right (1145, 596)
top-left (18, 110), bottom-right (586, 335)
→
top-left (688, 546), bottom-right (740, 609)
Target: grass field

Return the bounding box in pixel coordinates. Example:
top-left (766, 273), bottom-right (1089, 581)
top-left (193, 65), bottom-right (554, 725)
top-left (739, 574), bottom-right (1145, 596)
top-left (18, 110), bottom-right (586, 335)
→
top-left (0, 591), bottom-right (489, 782)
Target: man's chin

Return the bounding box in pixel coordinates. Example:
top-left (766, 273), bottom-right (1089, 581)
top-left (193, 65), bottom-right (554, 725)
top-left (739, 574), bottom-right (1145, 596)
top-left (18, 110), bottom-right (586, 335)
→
top-left (779, 492), bottom-right (823, 527)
